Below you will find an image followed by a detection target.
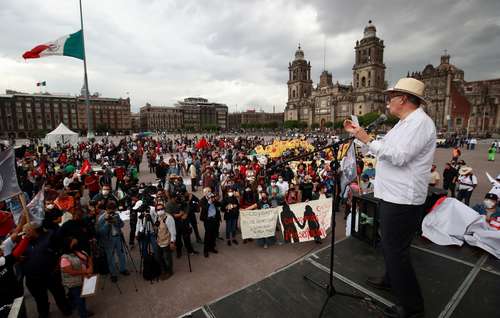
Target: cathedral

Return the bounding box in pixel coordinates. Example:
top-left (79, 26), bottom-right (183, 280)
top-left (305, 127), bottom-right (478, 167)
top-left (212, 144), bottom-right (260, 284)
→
top-left (284, 21), bottom-right (387, 127)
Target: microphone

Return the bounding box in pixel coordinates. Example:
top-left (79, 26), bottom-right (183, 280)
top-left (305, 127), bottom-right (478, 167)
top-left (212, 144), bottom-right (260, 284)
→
top-left (365, 114), bottom-right (387, 132)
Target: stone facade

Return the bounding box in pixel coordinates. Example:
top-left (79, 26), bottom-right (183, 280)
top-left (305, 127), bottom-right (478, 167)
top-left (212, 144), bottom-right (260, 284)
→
top-left (228, 110), bottom-right (284, 129)
top-left (411, 54), bottom-right (500, 134)
top-left (139, 104), bottom-right (183, 131)
top-left (77, 96), bottom-right (131, 134)
top-left (0, 90), bottom-right (130, 138)
top-left (284, 21), bottom-right (386, 127)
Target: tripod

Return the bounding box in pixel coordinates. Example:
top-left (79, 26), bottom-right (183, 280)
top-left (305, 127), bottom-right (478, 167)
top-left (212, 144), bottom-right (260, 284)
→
top-left (119, 233), bottom-right (139, 292)
top-left (273, 137), bottom-right (372, 317)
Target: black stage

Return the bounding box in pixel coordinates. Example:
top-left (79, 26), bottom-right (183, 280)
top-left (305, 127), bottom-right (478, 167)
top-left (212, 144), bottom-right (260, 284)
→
top-left (182, 237), bottom-right (500, 318)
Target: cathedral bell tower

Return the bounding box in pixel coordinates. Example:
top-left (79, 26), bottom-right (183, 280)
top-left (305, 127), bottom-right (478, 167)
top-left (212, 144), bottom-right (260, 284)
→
top-left (352, 21), bottom-right (386, 115)
top-left (287, 45), bottom-right (313, 100)
top-left (285, 44), bottom-right (313, 123)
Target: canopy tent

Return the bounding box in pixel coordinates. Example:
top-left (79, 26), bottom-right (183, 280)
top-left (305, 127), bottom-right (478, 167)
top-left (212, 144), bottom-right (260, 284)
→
top-left (44, 123), bottom-right (79, 147)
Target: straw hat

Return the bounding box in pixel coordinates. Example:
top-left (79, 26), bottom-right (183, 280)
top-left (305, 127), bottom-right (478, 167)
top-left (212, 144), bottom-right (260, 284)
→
top-left (459, 166), bottom-right (473, 175)
top-left (384, 77), bottom-right (427, 105)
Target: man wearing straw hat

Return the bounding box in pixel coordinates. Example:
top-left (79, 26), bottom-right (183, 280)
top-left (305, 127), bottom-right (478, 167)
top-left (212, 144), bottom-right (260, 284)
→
top-left (344, 78), bottom-right (435, 318)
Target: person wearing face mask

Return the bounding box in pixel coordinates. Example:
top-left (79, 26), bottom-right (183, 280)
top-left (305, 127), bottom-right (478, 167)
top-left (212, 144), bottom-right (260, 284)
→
top-left (92, 185), bottom-right (118, 209)
top-left (300, 175), bottom-right (314, 202)
top-left (221, 189), bottom-right (240, 246)
top-left (155, 203), bottom-right (176, 279)
top-left (199, 188), bottom-right (221, 257)
top-left (473, 193), bottom-right (500, 222)
top-left (276, 176), bottom-right (289, 195)
top-left (59, 237), bottom-right (94, 318)
top-left (244, 192), bottom-right (275, 248)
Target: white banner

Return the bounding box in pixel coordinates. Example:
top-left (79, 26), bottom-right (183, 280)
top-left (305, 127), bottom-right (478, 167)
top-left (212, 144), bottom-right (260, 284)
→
top-left (240, 207), bottom-right (279, 239)
top-left (278, 198), bottom-right (332, 243)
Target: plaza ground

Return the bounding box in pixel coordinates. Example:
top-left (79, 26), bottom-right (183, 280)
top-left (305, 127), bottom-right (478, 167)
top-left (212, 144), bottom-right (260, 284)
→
top-left (23, 142), bottom-right (499, 318)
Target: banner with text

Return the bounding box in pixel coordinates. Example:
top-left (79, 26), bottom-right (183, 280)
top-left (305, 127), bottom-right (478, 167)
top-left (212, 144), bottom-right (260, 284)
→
top-left (278, 198), bottom-right (332, 243)
top-left (241, 207), bottom-right (280, 239)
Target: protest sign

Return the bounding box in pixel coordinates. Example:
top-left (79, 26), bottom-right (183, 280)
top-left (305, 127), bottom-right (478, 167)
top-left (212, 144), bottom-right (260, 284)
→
top-left (240, 207), bottom-right (279, 239)
top-left (278, 198), bottom-right (332, 243)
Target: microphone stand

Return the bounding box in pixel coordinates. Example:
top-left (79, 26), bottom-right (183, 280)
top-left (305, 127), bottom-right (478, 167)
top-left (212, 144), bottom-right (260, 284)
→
top-left (272, 136), bottom-right (372, 317)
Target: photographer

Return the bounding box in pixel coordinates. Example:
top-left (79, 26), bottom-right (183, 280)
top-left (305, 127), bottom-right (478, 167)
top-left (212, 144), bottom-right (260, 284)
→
top-left (187, 192), bottom-right (203, 243)
top-left (96, 201), bottom-right (129, 282)
top-left (166, 192), bottom-right (198, 258)
top-left (200, 188), bottom-right (221, 257)
top-left (135, 198), bottom-right (159, 260)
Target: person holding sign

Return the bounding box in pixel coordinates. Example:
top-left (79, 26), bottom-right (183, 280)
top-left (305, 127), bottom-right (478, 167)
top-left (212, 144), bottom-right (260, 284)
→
top-left (344, 78), bottom-right (435, 318)
top-left (60, 236), bottom-right (94, 318)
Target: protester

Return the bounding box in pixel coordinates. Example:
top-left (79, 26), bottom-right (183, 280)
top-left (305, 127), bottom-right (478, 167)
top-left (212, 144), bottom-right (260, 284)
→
top-left (221, 188), bottom-right (240, 246)
top-left (199, 188), bottom-right (221, 257)
top-left (60, 236), bottom-right (94, 318)
top-left (155, 202), bottom-right (176, 279)
top-left (457, 166), bottom-right (477, 206)
top-left (472, 193), bottom-right (500, 221)
top-left (442, 162), bottom-right (458, 197)
top-left (429, 164), bottom-right (440, 187)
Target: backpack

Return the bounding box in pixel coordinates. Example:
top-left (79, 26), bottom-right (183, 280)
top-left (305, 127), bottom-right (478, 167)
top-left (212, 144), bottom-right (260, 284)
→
top-left (157, 214), bottom-right (171, 247)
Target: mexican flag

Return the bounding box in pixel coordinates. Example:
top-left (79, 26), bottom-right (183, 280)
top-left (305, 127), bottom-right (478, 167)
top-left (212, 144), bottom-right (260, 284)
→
top-left (22, 30), bottom-right (84, 60)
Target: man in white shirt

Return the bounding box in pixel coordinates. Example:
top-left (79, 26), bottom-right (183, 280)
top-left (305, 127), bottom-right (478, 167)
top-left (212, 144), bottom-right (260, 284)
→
top-left (344, 78), bottom-right (434, 318)
top-left (456, 166), bottom-right (477, 206)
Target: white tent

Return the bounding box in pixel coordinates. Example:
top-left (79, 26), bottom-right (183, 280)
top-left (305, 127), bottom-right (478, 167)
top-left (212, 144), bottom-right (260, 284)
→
top-left (44, 123), bottom-right (79, 147)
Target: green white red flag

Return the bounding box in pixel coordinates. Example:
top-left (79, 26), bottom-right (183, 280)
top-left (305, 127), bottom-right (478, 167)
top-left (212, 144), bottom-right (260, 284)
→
top-left (22, 30), bottom-right (84, 60)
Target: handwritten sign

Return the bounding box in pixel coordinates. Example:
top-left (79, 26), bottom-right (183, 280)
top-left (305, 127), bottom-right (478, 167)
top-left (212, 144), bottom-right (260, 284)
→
top-left (240, 208), bottom-right (279, 239)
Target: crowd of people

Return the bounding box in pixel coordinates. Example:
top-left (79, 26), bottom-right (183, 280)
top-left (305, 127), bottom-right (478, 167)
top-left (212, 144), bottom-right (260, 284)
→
top-left (0, 131), bottom-right (497, 318)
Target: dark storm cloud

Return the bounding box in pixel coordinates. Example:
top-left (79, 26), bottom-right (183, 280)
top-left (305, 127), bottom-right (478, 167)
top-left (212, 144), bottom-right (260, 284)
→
top-left (0, 0), bottom-right (498, 111)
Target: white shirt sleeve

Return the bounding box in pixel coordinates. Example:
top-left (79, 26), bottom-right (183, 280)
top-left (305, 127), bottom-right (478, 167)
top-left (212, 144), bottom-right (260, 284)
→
top-left (368, 120), bottom-right (433, 167)
top-left (166, 215), bottom-right (176, 242)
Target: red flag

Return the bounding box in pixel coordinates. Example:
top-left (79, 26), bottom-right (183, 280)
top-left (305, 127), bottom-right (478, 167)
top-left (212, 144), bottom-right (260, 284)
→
top-left (55, 195), bottom-right (74, 211)
top-left (195, 137), bottom-right (209, 149)
top-left (36, 161), bottom-right (47, 176)
top-left (80, 159), bottom-right (91, 175)
top-left (58, 152), bottom-right (67, 164)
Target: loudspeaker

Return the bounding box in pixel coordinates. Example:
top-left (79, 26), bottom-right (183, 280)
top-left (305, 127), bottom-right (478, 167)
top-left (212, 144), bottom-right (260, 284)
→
top-left (350, 193), bottom-right (381, 247)
top-left (350, 187), bottom-right (448, 246)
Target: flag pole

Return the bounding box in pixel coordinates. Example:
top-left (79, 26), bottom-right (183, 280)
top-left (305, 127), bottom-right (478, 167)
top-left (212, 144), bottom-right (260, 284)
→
top-left (79, 0), bottom-right (93, 139)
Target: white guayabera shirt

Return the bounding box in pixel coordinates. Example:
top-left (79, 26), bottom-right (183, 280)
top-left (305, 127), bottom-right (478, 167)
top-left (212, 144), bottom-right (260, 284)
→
top-left (366, 107), bottom-right (436, 205)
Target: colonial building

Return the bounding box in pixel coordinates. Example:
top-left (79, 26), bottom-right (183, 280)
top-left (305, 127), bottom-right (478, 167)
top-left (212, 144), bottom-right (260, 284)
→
top-left (139, 103), bottom-right (183, 131)
top-left (139, 97), bottom-right (229, 132)
top-left (130, 112), bottom-right (141, 132)
top-left (411, 54), bottom-right (500, 134)
top-left (0, 90), bottom-right (79, 139)
top-left (228, 110), bottom-right (284, 129)
top-left (175, 97), bottom-right (228, 130)
top-left (77, 96), bottom-right (131, 134)
top-left (284, 21), bottom-right (386, 127)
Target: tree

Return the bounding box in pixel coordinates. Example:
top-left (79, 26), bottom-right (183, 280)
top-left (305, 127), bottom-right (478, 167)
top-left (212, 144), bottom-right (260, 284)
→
top-left (324, 121), bottom-right (334, 128)
top-left (311, 123), bottom-right (320, 129)
top-left (358, 112), bottom-right (380, 126)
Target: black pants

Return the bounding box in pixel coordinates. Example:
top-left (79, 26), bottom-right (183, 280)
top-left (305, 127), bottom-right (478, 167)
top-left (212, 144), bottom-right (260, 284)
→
top-left (191, 178), bottom-right (197, 192)
top-left (26, 273), bottom-right (71, 318)
top-left (188, 212), bottom-right (202, 241)
top-left (129, 215), bottom-right (137, 245)
top-left (175, 221), bottom-right (195, 255)
top-left (443, 182), bottom-right (456, 198)
top-left (456, 189), bottom-right (472, 206)
top-left (379, 200), bottom-right (424, 313)
top-left (203, 218), bottom-right (219, 252)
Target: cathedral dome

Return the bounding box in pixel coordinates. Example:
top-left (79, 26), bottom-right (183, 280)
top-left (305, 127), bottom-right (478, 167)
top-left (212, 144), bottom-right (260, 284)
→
top-left (294, 44), bottom-right (305, 60)
top-left (363, 20), bottom-right (377, 38)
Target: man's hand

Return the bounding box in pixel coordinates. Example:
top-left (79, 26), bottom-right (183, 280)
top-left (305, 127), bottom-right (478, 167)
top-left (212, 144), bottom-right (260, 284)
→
top-left (343, 120), bottom-right (371, 144)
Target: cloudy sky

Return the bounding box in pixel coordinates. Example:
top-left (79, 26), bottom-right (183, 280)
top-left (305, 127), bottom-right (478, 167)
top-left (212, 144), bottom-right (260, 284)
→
top-left (1, 0), bottom-right (499, 112)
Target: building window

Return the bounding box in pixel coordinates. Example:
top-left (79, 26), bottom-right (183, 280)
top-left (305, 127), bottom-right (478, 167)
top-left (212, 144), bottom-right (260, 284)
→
top-left (361, 77), bottom-right (366, 87)
top-left (456, 118), bottom-right (462, 126)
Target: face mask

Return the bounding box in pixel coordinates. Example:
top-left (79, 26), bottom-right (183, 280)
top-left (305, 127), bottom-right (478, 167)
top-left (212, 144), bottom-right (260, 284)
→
top-left (484, 200), bottom-right (496, 209)
top-left (46, 204), bottom-right (55, 210)
top-left (157, 209), bottom-right (165, 216)
top-left (0, 256), bottom-right (5, 267)
top-left (257, 186), bottom-right (263, 192)
top-left (228, 192), bottom-right (234, 197)
top-left (102, 190), bottom-right (110, 196)
top-left (271, 182), bottom-right (276, 186)
top-left (278, 179), bottom-right (283, 183)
